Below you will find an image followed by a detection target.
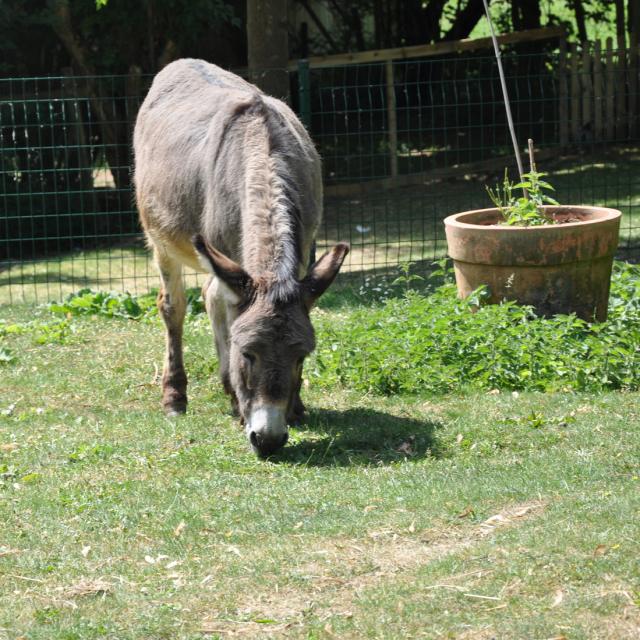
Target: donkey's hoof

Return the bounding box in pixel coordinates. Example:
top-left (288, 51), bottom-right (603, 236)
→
top-left (163, 399), bottom-right (187, 417)
top-left (288, 396), bottom-right (306, 425)
top-left (287, 410), bottom-right (306, 426)
top-left (225, 394), bottom-right (240, 418)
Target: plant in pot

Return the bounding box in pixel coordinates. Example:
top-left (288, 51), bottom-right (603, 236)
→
top-left (443, 2), bottom-right (621, 322)
top-left (444, 144), bottom-right (621, 322)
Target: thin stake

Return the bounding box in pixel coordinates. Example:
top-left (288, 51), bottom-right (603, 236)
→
top-left (528, 138), bottom-right (536, 173)
top-left (482, 0), bottom-right (527, 197)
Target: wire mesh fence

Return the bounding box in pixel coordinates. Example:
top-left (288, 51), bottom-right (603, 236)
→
top-left (0, 72), bottom-right (156, 304)
top-left (1, 43), bottom-right (639, 305)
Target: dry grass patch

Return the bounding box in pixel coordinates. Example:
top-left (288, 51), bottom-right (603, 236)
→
top-left (575, 587), bottom-right (640, 640)
top-left (59, 577), bottom-right (113, 600)
top-left (200, 500), bottom-right (546, 637)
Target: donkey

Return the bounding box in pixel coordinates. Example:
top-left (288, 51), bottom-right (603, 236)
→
top-left (133, 59), bottom-right (348, 456)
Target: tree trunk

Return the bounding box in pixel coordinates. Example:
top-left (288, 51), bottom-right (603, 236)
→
top-left (631, 0), bottom-right (639, 44)
top-left (48, 0), bottom-right (93, 76)
top-left (247, 0), bottom-right (290, 101)
top-left (424, 0), bottom-right (448, 41)
top-left (511, 0), bottom-right (541, 32)
top-left (299, 0), bottom-right (338, 52)
top-left (615, 0), bottom-right (626, 48)
top-left (520, 0), bottom-right (541, 30)
top-left (373, 0), bottom-right (381, 48)
top-left (401, 0), bottom-right (447, 46)
top-left (350, 7), bottom-right (365, 50)
top-left (443, 0), bottom-right (486, 42)
top-left (48, 0), bottom-right (129, 195)
top-left (571, 0), bottom-right (588, 43)
top-left (511, 0), bottom-right (522, 30)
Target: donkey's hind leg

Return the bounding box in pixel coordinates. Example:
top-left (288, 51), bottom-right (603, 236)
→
top-left (155, 247), bottom-right (188, 416)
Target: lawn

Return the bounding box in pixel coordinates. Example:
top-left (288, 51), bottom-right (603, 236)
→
top-left (1, 276), bottom-right (639, 639)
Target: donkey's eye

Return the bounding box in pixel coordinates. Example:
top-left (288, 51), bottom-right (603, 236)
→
top-left (242, 352), bottom-right (255, 364)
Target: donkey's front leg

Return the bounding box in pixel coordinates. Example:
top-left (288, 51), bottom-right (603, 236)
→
top-left (288, 379), bottom-right (306, 425)
top-left (203, 276), bottom-right (239, 416)
top-left (156, 252), bottom-right (188, 416)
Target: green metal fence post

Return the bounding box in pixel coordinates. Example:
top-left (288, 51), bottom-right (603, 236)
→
top-left (297, 58), bottom-right (311, 130)
top-left (297, 58), bottom-right (315, 264)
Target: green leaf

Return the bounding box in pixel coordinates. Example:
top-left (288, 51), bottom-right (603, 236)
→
top-left (0, 347), bottom-right (15, 364)
top-left (21, 473), bottom-right (41, 484)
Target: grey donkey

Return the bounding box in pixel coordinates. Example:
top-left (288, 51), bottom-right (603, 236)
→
top-left (133, 59), bottom-right (349, 456)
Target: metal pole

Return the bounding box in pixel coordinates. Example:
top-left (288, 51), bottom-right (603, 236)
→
top-left (297, 58), bottom-right (311, 131)
top-left (482, 0), bottom-right (526, 184)
top-left (297, 58), bottom-right (315, 265)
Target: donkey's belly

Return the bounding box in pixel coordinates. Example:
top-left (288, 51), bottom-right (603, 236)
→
top-left (146, 228), bottom-right (203, 272)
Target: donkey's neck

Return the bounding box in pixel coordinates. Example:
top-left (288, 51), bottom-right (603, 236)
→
top-left (241, 115), bottom-right (301, 287)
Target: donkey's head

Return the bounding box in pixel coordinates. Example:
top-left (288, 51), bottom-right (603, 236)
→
top-left (194, 236), bottom-right (349, 456)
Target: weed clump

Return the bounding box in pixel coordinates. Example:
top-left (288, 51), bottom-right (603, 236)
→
top-left (486, 169), bottom-right (558, 226)
top-left (10, 263), bottom-right (640, 395)
top-left (309, 262), bottom-right (640, 394)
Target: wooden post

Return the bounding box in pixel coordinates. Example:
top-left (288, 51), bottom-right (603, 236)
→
top-left (629, 34), bottom-right (638, 138)
top-left (593, 40), bottom-right (603, 142)
top-left (558, 37), bottom-right (569, 146)
top-left (61, 68), bottom-right (92, 192)
top-left (605, 37), bottom-right (615, 141)
top-left (286, 25), bottom-right (567, 71)
top-left (570, 43), bottom-right (580, 142)
top-left (615, 34), bottom-right (626, 139)
top-left (581, 47), bottom-right (592, 139)
top-left (528, 138), bottom-right (536, 173)
top-left (385, 60), bottom-right (398, 179)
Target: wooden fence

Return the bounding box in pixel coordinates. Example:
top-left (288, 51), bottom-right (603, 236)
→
top-left (293, 26), bottom-right (566, 189)
top-left (288, 26), bottom-right (565, 70)
top-left (559, 38), bottom-right (639, 144)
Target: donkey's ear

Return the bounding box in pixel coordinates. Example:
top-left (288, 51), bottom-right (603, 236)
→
top-left (193, 235), bottom-right (252, 299)
top-left (302, 243), bottom-right (349, 309)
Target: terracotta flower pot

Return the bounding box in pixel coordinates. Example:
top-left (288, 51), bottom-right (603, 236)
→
top-left (443, 205), bottom-right (622, 322)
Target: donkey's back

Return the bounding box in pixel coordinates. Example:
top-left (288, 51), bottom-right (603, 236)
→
top-left (134, 58), bottom-right (321, 271)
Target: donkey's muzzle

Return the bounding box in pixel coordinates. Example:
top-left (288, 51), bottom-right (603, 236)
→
top-left (246, 405), bottom-right (289, 456)
top-left (249, 430), bottom-right (289, 456)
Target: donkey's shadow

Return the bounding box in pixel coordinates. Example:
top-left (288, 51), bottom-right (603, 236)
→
top-left (273, 407), bottom-right (444, 467)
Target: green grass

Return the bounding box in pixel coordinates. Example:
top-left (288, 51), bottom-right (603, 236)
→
top-left (1, 285), bottom-right (639, 639)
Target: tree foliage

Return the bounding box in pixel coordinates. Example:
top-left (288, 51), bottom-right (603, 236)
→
top-left (292, 0), bottom-right (639, 57)
top-left (1, 0), bottom-right (243, 77)
top-left (1, 1), bottom-right (637, 76)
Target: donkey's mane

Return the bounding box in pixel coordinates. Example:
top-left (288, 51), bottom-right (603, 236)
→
top-left (240, 99), bottom-right (303, 303)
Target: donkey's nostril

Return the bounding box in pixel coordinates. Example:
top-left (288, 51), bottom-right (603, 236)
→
top-left (248, 430), bottom-right (288, 456)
